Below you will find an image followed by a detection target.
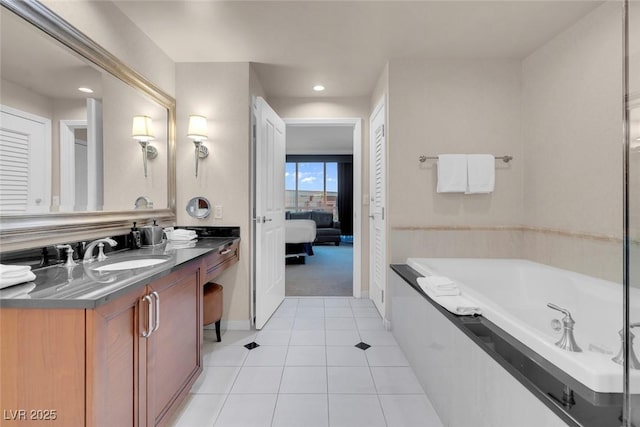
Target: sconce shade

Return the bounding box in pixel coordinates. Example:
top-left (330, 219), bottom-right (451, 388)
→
top-left (188, 115), bottom-right (208, 141)
top-left (132, 115), bottom-right (154, 142)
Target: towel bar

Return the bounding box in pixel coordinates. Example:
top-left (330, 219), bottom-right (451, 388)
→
top-left (419, 155), bottom-right (513, 163)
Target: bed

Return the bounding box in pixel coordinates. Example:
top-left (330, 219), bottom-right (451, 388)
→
top-left (285, 219), bottom-right (316, 264)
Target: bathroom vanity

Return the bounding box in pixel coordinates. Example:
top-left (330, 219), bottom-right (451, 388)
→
top-left (0, 237), bottom-right (239, 427)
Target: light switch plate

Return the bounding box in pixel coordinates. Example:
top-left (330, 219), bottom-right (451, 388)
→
top-left (214, 205), bottom-right (223, 219)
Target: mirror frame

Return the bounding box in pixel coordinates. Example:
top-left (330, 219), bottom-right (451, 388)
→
top-left (0, 0), bottom-right (176, 251)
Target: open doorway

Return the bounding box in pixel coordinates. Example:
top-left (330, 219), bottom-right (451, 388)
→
top-left (283, 118), bottom-right (362, 297)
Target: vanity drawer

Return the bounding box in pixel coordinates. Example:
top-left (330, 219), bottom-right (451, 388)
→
top-left (202, 240), bottom-right (239, 283)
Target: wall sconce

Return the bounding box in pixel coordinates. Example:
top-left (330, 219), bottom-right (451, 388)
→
top-left (187, 115), bottom-right (209, 177)
top-left (132, 115), bottom-right (157, 177)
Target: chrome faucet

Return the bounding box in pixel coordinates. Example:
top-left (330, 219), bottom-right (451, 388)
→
top-left (83, 238), bottom-right (117, 263)
top-left (547, 303), bottom-right (582, 352)
top-left (612, 323), bottom-right (640, 369)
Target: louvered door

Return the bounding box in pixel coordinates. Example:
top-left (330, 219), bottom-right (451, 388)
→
top-left (0, 106), bottom-right (51, 213)
top-left (369, 98), bottom-right (386, 317)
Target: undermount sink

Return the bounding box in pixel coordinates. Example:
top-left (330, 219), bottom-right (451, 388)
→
top-left (91, 255), bottom-right (171, 272)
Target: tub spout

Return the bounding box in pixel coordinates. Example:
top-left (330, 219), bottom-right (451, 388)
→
top-left (612, 324), bottom-right (640, 369)
top-left (547, 303), bottom-right (582, 352)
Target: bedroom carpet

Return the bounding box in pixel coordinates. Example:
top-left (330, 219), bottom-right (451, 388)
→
top-left (285, 244), bottom-right (353, 296)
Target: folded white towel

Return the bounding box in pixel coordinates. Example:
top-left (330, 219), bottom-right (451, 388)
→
top-left (466, 154), bottom-right (495, 194)
top-left (0, 282), bottom-right (35, 298)
top-left (0, 264), bottom-right (32, 278)
top-left (166, 239), bottom-right (197, 250)
top-left (166, 229), bottom-right (197, 241)
top-left (437, 154), bottom-right (468, 193)
top-left (420, 285), bottom-right (482, 316)
top-left (417, 276), bottom-right (460, 296)
top-left (0, 271), bottom-right (36, 290)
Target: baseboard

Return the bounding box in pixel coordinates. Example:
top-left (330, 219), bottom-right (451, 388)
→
top-left (360, 290), bottom-right (369, 298)
top-left (204, 319), bottom-right (251, 331)
top-left (383, 318), bottom-right (392, 331)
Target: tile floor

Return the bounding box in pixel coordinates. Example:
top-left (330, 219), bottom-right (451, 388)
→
top-left (168, 297), bottom-right (444, 427)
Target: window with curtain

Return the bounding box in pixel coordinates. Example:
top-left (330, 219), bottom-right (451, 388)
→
top-left (285, 161), bottom-right (338, 219)
top-left (285, 155), bottom-right (353, 235)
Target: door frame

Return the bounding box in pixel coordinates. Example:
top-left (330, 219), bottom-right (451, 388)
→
top-left (59, 119), bottom-right (88, 212)
top-left (282, 117), bottom-right (363, 298)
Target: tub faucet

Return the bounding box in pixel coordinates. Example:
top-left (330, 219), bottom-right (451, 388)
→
top-left (547, 303), bottom-right (582, 352)
top-left (612, 323), bottom-right (640, 369)
top-left (83, 238), bottom-right (117, 263)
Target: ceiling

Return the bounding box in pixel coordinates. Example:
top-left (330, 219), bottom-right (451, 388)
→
top-left (286, 125), bottom-right (354, 155)
top-left (113, 0), bottom-right (601, 98)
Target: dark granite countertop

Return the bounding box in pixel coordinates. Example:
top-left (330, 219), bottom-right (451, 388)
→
top-left (0, 236), bottom-right (239, 310)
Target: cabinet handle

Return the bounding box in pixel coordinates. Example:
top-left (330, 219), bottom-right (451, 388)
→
top-left (151, 291), bottom-right (160, 332)
top-left (141, 295), bottom-right (153, 338)
top-left (219, 248), bottom-right (231, 255)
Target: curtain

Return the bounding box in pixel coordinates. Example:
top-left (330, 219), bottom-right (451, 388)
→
top-left (337, 162), bottom-right (353, 236)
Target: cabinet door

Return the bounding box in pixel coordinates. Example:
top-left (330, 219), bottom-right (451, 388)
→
top-left (146, 263), bottom-right (202, 427)
top-left (86, 286), bottom-right (148, 427)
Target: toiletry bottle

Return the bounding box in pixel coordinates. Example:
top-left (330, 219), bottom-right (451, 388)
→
top-left (130, 222), bottom-right (142, 249)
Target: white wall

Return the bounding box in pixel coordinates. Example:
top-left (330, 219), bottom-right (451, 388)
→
top-left (521, 1), bottom-right (623, 281)
top-left (176, 62), bottom-right (252, 328)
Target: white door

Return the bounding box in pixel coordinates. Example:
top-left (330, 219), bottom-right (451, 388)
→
top-left (0, 105), bottom-right (51, 213)
top-left (369, 97), bottom-right (386, 317)
top-left (254, 97), bottom-right (286, 329)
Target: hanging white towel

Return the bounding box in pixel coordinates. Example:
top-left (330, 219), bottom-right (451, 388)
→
top-left (466, 154), bottom-right (495, 194)
top-left (436, 154), bottom-right (468, 193)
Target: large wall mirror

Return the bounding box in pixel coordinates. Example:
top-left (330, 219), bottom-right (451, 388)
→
top-left (0, 0), bottom-right (176, 250)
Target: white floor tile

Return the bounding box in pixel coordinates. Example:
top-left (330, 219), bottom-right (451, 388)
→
top-left (273, 306), bottom-right (297, 318)
top-left (285, 346), bottom-right (326, 366)
top-left (324, 307), bottom-right (353, 317)
top-left (290, 330), bottom-right (326, 346)
top-left (243, 346), bottom-right (288, 366)
top-left (325, 330), bottom-right (361, 346)
top-left (355, 317), bottom-right (385, 330)
top-left (328, 394), bottom-right (386, 427)
top-left (326, 346), bottom-right (368, 366)
top-left (255, 330), bottom-right (292, 346)
top-left (297, 298), bottom-right (325, 308)
top-left (167, 393), bottom-right (225, 427)
top-left (349, 298), bottom-right (375, 308)
top-left (379, 394), bottom-right (444, 427)
top-left (214, 394), bottom-right (277, 427)
top-left (359, 330), bottom-right (398, 346)
top-left (279, 366), bottom-right (327, 393)
top-left (230, 367), bottom-right (283, 394)
top-left (190, 367), bottom-right (240, 394)
top-left (293, 317), bottom-right (325, 330)
top-left (272, 394), bottom-right (328, 427)
top-left (295, 307), bottom-right (325, 318)
top-left (262, 317), bottom-right (295, 331)
top-left (281, 298), bottom-right (299, 308)
top-left (323, 298), bottom-right (351, 308)
top-left (352, 307), bottom-right (382, 318)
top-left (327, 367), bottom-right (376, 394)
top-left (324, 317), bottom-right (358, 331)
top-left (215, 330), bottom-right (257, 346)
top-left (371, 367), bottom-right (425, 394)
top-left (203, 345), bottom-right (248, 367)
top-left (365, 346), bottom-right (410, 367)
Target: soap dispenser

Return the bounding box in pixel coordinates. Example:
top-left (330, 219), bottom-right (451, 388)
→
top-left (130, 222), bottom-right (142, 249)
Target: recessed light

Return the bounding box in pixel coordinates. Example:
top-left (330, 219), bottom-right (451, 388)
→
top-left (78, 87), bottom-right (93, 93)
top-left (313, 85), bottom-right (325, 92)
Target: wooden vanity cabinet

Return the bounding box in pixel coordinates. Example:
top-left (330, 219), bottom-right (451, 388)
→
top-left (86, 261), bottom-right (201, 427)
top-left (201, 240), bottom-right (240, 283)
